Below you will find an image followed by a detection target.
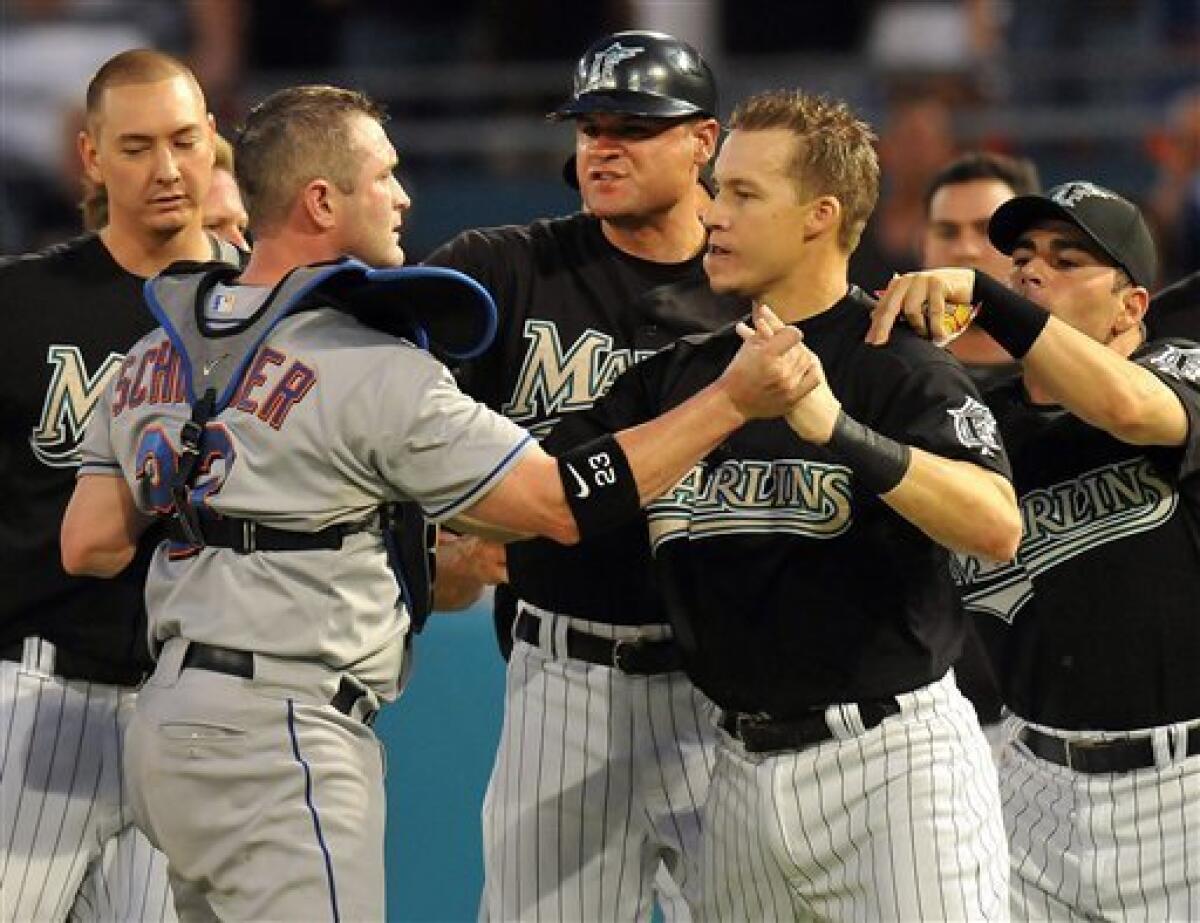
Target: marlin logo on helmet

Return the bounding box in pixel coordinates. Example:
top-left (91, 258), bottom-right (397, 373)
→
top-left (582, 42), bottom-right (644, 92)
top-left (1051, 182), bottom-right (1119, 209)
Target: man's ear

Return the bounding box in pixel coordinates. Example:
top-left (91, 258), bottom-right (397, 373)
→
top-left (693, 118), bottom-right (721, 167)
top-left (301, 178), bottom-right (337, 230)
top-left (78, 129), bottom-right (103, 186)
top-left (804, 195), bottom-right (842, 241)
top-left (1112, 283), bottom-right (1150, 337)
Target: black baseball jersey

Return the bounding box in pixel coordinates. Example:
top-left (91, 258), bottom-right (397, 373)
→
top-left (548, 287), bottom-right (1012, 717)
top-left (956, 338), bottom-right (1200, 731)
top-left (1, 233), bottom-right (240, 678)
top-left (425, 213), bottom-right (743, 624)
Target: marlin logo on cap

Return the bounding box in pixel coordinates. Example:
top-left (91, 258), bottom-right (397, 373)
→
top-left (583, 42), bottom-right (644, 92)
top-left (1052, 182), bottom-right (1119, 209)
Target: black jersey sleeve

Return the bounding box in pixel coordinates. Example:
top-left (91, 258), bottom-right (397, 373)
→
top-left (1134, 338), bottom-right (1200, 480)
top-left (870, 347), bottom-right (1013, 481)
top-left (424, 229), bottom-right (518, 314)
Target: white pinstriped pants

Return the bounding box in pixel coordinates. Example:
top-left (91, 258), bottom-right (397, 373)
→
top-left (1001, 719), bottom-right (1200, 922)
top-left (481, 607), bottom-right (717, 923)
top-left (701, 671), bottom-right (1009, 922)
top-left (0, 656), bottom-right (174, 922)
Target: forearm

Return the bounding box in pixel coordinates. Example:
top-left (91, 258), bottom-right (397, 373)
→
top-left (974, 273), bottom-right (1186, 445)
top-left (61, 474), bottom-right (153, 577)
top-left (882, 452), bottom-right (1020, 560)
top-left (615, 379), bottom-right (746, 503)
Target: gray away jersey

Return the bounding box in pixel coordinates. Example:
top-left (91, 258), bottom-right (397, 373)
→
top-left (79, 303), bottom-right (532, 698)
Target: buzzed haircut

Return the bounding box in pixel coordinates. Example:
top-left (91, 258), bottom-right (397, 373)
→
top-left (234, 85), bottom-right (387, 234)
top-left (729, 89), bottom-right (880, 253)
top-left (923, 151), bottom-right (1041, 214)
top-left (85, 48), bottom-right (200, 129)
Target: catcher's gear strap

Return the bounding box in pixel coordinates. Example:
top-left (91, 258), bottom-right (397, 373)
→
top-left (168, 386), bottom-right (217, 545)
top-left (557, 434), bottom-right (640, 539)
top-left (381, 502), bottom-right (437, 632)
top-left (826, 410), bottom-right (912, 496)
top-left (164, 510), bottom-right (375, 554)
top-left (972, 271), bottom-right (1051, 359)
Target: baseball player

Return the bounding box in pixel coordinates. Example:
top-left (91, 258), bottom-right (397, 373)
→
top-left (425, 31), bottom-right (739, 922)
top-left (922, 151), bottom-right (1042, 388)
top-left (0, 50), bottom-right (240, 923)
top-left (551, 89), bottom-right (1021, 921)
top-left (919, 150), bottom-right (1042, 754)
top-left (59, 84), bottom-right (813, 921)
top-left (873, 182), bottom-right (1200, 920)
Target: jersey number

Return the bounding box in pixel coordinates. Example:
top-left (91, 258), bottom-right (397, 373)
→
top-left (135, 423), bottom-right (237, 515)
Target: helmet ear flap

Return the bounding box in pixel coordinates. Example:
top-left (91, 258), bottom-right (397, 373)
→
top-left (550, 30), bottom-right (718, 121)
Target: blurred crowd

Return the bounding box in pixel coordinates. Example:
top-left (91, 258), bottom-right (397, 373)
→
top-left (2, 0), bottom-right (1197, 284)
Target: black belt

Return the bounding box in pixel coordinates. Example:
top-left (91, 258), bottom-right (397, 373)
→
top-left (719, 698), bottom-right (901, 754)
top-left (165, 515), bottom-right (360, 553)
top-left (1, 638), bottom-right (146, 687)
top-left (1019, 724), bottom-right (1200, 774)
top-left (181, 642), bottom-right (376, 725)
top-left (513, 609), bottom-right (684, 675)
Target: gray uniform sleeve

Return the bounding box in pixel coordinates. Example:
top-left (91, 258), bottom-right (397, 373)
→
top-left (77, 368), bottom-right (122, 479)
top-left (372, 346), bottom-right (534, 522)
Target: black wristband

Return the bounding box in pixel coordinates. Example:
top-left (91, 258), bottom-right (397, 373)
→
top-left (971, 272), bottom-right (1051, 359)
top-left (557, 434), bottom-right (641, 539)
top-left (826, 410), bottom-right (912, 496)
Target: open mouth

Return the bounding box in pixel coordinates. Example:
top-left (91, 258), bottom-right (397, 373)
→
top-left (587, 169), bottom-right (626, 184)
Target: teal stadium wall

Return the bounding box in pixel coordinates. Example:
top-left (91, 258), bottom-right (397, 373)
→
top-left (380, 602), bottom-right (506, 923)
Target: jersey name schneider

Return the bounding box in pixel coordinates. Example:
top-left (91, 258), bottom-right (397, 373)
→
top-left (110, 336), bottom-right (316, 430)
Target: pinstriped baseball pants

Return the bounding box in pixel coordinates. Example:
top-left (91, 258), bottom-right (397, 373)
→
top-left (701, 671), bottom-right (1009, 922)
top-left (0, 658), bottom-right (174, 922)
top-left (480, 611), bottom-right (717, 923)
top-left (1001, 721), bottom-right (1200, 921)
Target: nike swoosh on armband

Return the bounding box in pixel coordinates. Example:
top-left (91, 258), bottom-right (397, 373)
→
top-left (565, 463), bottom-right (590, 499)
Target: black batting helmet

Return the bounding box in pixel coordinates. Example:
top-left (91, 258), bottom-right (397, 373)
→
top-left (551, 30), bottom-right (717, 121)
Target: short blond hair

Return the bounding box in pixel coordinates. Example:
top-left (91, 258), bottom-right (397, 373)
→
top-left (234, 85), bottom-right (386, 233)
top-left (730, 90), bottom-right (879, 253)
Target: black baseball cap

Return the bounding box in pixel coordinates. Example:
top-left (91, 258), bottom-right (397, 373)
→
top-left (988, 181), bottom-right (1158, 288)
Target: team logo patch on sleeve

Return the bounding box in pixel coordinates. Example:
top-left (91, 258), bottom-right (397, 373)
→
top-left (1147, 344), bottom-right (1200, 385)
top-left (948, 396), bottom-right (1001, 457)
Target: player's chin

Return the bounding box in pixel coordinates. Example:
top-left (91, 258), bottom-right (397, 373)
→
top-left (143, 209), bottom-right (194, 236)
top-left (364, 241), bottom-right (407, 268)
top-left (702, 252), bottom-right (741, 293)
